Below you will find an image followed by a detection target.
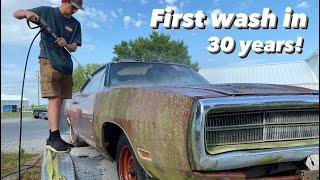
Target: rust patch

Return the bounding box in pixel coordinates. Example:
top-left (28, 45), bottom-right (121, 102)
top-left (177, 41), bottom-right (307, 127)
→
top-left (93, 87), bottom-right (196, 178)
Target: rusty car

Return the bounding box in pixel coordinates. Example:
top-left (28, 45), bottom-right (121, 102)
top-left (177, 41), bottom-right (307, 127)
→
top-left (61, 61), bottom-right (319, 179)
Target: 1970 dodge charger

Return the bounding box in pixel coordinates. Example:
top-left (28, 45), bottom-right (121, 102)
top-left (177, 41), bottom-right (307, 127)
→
top-left (62, 61), bottom-right (319, 179)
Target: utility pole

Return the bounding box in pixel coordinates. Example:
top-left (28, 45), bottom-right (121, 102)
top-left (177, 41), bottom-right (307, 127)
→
top-left (37, 70), bottom-right (40, 105)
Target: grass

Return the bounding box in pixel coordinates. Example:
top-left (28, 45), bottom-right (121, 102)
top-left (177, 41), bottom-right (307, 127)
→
top-left (1, 149), bottom-right (41, 179)
top-left (22, 166), bottom-right (41, 180)
top-left (31, 105), bottom-right (47, 109)
top-left (1, 112), bottom-right (33, 119)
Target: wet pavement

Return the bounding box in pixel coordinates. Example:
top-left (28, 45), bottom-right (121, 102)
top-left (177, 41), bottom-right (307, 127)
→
top-left (1, 117), bottom-right (48, 153)
top-left (71, 146), bottom-right (118, 180)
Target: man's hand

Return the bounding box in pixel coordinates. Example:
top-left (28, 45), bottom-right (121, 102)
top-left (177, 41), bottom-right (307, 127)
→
top-left (25, 11), bottom-right (40, 23)
top-left (55, 37), bottom-right (67, 47)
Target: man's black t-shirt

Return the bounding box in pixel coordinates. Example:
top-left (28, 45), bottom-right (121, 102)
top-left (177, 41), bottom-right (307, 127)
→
top-left (29, 6), bottom-right (81, 74)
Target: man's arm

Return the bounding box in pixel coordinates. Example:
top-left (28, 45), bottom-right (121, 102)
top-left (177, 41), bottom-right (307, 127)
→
top-left (55, 38), bottom-right (78, 52)
top-left (66, 43), bottom-right (78, 52)
top-left (13, 9), bottom-right (39, 23)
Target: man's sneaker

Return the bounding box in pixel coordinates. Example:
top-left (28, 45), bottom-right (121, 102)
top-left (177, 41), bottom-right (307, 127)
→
top-left (46, 138), bottom-right (71, 153)
top-left (61, 139), bottom-right (75, 148)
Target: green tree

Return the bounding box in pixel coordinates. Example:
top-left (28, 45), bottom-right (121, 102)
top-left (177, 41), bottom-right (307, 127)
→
top-left (72, 63), bottom-right (102, 92)
top-left (113, 31), bottom-right (199, 71)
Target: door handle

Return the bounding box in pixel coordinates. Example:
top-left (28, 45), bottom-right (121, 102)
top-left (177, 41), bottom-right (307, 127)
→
top-left (72, 101), bottom-right (79, 105)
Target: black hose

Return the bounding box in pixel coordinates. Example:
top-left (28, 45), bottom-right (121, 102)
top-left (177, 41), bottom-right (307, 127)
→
top-left (18, 25), bottom-right (43, 179)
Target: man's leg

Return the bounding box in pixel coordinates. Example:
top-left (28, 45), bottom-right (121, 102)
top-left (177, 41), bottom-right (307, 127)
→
top-left (47, 96), bottom-right (74, 150)
top-left (46, 97), bottom-right (72, 152)
top-left (48, 97), bottom-right (62, 131)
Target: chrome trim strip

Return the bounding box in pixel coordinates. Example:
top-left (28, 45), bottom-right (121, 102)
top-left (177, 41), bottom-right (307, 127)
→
top-left (190, 95), bottom-right (319, 171)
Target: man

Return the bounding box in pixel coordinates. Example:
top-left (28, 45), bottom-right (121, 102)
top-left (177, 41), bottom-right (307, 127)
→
top-left (13, 0), bottom-right (84, 153)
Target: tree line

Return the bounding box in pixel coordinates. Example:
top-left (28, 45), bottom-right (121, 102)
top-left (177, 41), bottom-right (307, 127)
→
top-left (72, 32), bottom-right (199, 92)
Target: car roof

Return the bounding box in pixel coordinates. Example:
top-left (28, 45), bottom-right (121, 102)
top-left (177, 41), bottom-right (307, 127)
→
top-left (109, 60), bottom-right (191, 69)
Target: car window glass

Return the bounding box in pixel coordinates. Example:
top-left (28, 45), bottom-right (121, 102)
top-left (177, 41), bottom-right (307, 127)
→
top-left (109, 63), bottom-right (209, 86)
top-left (82, 69), bottom-right (105, 93)
top-left (100, 66), bottom-right (108, 88)
top-left (81, 80), bottom-right (91, 93)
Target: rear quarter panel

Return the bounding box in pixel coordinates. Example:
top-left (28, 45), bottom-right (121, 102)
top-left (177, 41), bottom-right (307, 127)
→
top-left (93, 87), bottom-right (195, 179)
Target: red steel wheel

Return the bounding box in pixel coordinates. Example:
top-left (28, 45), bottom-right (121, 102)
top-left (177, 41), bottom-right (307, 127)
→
top-left (119, 145), bottom-right (136, 180)
top-left (116, 134), bottom-right (149, 180)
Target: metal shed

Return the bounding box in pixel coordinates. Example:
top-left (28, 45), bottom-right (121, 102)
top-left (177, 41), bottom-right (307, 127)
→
top-left (199, 51), bottom-right (319, 90)
top-left (1, 94), bottom-right (30, 112)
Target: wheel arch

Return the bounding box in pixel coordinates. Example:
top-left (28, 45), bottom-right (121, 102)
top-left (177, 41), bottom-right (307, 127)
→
top-left (101, 121), bottom-right (153, 178)
top-left (101, 122), bottom-right (123, 161)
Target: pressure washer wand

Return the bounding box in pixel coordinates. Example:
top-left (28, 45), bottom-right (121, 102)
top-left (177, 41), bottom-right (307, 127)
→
top-left (39, 18), bottom-right (93, 80)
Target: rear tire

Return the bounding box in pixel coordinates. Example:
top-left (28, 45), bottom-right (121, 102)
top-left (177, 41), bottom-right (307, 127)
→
top-left (69, 126), bottom-right (87, 147)
top-left (116, 134), bottom-right (150, 180)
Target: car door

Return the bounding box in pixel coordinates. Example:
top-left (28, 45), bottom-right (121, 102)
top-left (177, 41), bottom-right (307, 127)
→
top-left (70, 65), bottom-right (107, 147)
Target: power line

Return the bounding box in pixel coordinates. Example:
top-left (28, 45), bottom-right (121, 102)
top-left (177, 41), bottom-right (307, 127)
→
top-left (2, 86), bottom-right (37, 88)
top-left (1, 69), bottom-right (38, 72)
top-left (2, 81), bottom-right (38, 84)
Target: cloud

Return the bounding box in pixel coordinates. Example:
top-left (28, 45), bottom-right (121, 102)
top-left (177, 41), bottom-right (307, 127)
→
top-left (179, 1), bottom-right (185, 8)
top-left (74, 7), bottom-right (108, 30)
top-left (76, 7), bottom-right (107, 22)
top-left (239, 1), bottom-right (248, 10)
top-left (48, 0), bottom-right (60, 6)
top-left (87, 21), bottom-right (100, 29)
top-left (137, 13), bottom-right (145, 18)
top-left (232, 0), bottom-right (253, 11)
top-left (123, 13), bottom-right (145, 29)
top-left (1, 0), bottom-right (45, 45)
top-left (1, 0), bottom-right (108, 44)
top-left (164, 0), bottom-right (177, 5)
top-left (211, 8), bottom-right (223, 15)
top-left (110, 8), bottom-right (124, 19)
top-left (166, 5), bottom-right (179, 12)
top-left (134, 20), bottom-right (143, 28)
top-left (226, 58), bottom-right (269, 67)
top-left (140, 0), bottom-right (148, 5)
top-left (117, 8), bottom-right (124, 14)
top-left (123, 16), bottom-right (132, 28)
top-left (1, 63), bottom-right (44, 105)
top-left (297, 1), bottom-right (310, 8)
top-left (82, 44), bottom-right (95, 51)
top-left (111, 10), bottom-right (118, 18)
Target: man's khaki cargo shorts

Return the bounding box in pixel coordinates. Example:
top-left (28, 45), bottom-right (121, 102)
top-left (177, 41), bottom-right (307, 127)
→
top-left (39, 58), bottom-right (72, 99)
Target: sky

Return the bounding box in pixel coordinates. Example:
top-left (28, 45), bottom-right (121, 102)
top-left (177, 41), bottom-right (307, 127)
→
top-left (1, 0), bottom-right (319, 105)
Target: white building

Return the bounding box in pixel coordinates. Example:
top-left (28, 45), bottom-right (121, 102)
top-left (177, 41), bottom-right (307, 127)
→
top-left (1, 94), bottom-right (30, 112)
top-left (199, 51), bottom-right (319, 90)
